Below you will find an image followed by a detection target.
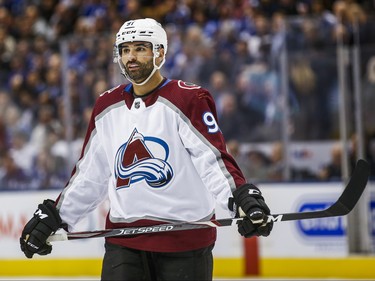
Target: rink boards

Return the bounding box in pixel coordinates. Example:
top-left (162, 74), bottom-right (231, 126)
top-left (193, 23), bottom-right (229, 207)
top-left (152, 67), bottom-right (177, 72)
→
top-left (1, 183), bottom-right (375, 279)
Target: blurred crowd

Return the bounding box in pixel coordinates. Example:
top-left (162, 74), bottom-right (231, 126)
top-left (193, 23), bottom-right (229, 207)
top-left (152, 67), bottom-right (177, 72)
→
top-left (1, 0), bottom-right (375, 190)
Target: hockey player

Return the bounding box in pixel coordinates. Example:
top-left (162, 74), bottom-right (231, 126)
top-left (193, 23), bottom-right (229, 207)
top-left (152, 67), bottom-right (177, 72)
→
top-left (20, 18), bottom-right (273, 280)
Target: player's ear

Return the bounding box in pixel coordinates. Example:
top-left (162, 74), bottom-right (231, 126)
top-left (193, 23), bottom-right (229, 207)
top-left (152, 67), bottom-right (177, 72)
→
top-left (156, 48), bottom-right (165, 65)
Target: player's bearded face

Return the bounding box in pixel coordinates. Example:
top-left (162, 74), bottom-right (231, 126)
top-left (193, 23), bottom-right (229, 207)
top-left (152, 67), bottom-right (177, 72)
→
top-left (124, 59), bottom-right (154, 83)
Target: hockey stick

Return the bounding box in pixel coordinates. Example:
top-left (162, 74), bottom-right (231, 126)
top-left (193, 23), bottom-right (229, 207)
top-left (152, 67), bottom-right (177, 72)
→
top-left (47, 159), bottom-right (370, 242)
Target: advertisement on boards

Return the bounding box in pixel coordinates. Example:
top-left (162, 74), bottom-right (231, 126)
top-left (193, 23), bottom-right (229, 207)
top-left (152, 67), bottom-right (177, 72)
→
top-left (0, 183), bottom-right (373, 259)
top-left (260, 182), bottom-right (375, 257)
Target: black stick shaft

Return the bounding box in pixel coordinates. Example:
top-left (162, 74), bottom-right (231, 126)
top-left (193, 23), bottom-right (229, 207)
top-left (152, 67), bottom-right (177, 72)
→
top-left (47, 159), bottom-right (370, 242)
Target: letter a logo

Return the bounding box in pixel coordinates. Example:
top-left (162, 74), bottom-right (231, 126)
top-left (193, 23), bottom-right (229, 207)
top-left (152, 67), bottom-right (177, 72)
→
top-left (114, 128), bottom-right (173, 189)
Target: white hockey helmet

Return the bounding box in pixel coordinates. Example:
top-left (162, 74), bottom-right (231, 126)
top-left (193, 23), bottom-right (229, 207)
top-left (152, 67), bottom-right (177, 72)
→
top-left (113, 18), bottom-right (168, 85)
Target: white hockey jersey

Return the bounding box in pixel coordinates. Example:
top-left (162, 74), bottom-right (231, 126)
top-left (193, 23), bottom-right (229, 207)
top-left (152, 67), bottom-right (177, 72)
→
top-left (56, 79), bottom-right (246, 252)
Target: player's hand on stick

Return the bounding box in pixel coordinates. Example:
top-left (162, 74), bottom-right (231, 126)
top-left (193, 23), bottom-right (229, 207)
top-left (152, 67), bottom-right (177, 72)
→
top-left (229, 184), bottom-right (273, 238)
top-left (20, 199), bottom-right (62, 258)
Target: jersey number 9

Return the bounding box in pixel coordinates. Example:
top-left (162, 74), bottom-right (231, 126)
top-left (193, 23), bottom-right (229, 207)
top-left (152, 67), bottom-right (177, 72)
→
top-left (203, 112), bottom-right (219, 133)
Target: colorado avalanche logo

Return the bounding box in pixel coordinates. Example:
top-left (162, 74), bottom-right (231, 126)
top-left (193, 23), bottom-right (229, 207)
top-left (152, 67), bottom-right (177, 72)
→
top-left (115, 128), bottom-right (174, 189)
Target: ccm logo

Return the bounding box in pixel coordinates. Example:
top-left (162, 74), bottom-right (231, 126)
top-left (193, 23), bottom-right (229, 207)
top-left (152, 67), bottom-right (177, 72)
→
top-left (266, 215), bottom-right (283, 223)
top-left (34, 209), bottom-right (48, 219)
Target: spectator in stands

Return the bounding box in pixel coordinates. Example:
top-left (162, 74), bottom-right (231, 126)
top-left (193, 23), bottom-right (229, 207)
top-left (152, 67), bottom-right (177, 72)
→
top-left (208, 70), bottom-right (230, 101)
top-left (2, 103), bottom-right (23, 144)
top-left (267, 141), bottom-right (285, 181)
top-left (29, 105), bottom-right (60, 154)
top-left (1, 0), bottom-right (375, 190)
top-left (9, 131), bottom-right (36, 176)
top-left (217, 93), bottom-right (246, 141)
top-left (0, 151), bottom-right (33, 190)
top-left (244, 149), bottom-right (271, 183)
top-left (246, 13), bottom-right (272, 61)
top-left (231, 38), bottom-right (254, 80)
top-left (0, 24), bottom-right (16, 85)
top-left (169, 24), bottom-right (207, 83)
top-left (31, 147), bottom-right (68, 190)
top-left (318, 142), bottom-right (342, 181)
top-left (289, 56), bottom-right (319, 140)
top-left (225, 139), bottom-right (249, 178)
top-left (238, 60), bottom-right (282, 141)
top-left (363, 56), bottom-right (375, 136)
top-left (0, 90), bottom-right (9, 152)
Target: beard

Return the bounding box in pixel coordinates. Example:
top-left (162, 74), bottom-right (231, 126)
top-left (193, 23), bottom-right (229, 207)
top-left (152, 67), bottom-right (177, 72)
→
top-left (125, 60), bottom-right (154, 83)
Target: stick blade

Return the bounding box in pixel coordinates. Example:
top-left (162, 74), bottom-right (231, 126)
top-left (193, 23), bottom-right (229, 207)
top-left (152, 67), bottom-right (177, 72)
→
top-left (270, 159), bottom-right (370, 222)
top-left (328, 159), bottom-right (370, 215)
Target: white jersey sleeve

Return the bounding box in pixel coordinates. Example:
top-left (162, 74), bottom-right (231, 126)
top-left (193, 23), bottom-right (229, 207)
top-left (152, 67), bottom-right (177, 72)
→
top-left (56, 103), bottom-right (111, 231)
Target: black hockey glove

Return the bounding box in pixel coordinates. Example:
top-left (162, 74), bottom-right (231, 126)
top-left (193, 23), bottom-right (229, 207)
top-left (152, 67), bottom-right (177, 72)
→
top-left (229, 184), bottom-right (273, 238)
top-left (20, 199), bottom-right (62, 258)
